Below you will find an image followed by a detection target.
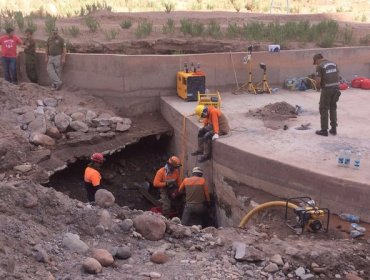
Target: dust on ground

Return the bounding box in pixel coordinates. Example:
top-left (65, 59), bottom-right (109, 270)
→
top-left (247, 101), bottom-right (298, 129)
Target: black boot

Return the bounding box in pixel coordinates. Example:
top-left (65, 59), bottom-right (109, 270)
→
top-left (315, 129), bottom-right (328, 136)
top-left (191, 150), bottom-right (203, 156)
top-left (198, 155), bottom-right (211, 163)
top-left (329, 127), bottom-right (337, 135)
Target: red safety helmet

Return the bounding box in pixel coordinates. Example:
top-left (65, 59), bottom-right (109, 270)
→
top-left (168, 156), bottom-right (181, 168)
top-left (91, 153), bottom-right (105, 164)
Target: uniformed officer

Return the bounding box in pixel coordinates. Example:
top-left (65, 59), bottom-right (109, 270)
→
top-left (45, 27), bottom-right (66, 91)
top-left (313, 53), bottom-right (341, 136)
top-left (24, 29), bottom-right (38, 83)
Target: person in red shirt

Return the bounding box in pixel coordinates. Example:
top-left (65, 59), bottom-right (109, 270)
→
top-left (84, 153), bottom-right (105, 202)
top-left (0, 28), bottom-right (23, 84)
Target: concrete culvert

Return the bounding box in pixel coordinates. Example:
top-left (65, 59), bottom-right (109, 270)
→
top-left (45, 135), bottom-right (171, 210)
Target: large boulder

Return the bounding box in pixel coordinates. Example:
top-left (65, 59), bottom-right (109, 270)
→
top-left (62, 233), bottom-right (89, 254)
top-left (116, 123), bottom-right (130, 132)
top-left (44, 108), bottom-right (57, 121)
top-left (29, 133), bottom-right (56, 146)
top-left (82, 257), bottom-right (102, 274)
top-left (70, 121), bottom-right (89, 133)
top-left (95, 189), bottom-right (115, 208)
top-left (13, 164), bottom-right (32, 173)
top-left (28, 115), bottom-right (47, 134)
top-left (133, 213), bottom-right (166, 241)
top-left (115, 246), bottom-right (131, 260)
top-left (233, 242), bottom-right (265, 262)
top-left (17, 111), bottom-right (35, 125)
top-left (54, 113), bottom-right (72, 132)
top-left (91, 249), bottom-right (114, 267)
top-left (46, 126), bottom-right (62, 139)
top-left (71, 112), bottom-right (86, 122)
top-left (86, 110), bottom-right (97, 124)
top-left (43, 97), bottom-right (58, 107)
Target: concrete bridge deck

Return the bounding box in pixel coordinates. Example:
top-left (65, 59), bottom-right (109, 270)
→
top-left (161, 88), bottom-right (370, 225)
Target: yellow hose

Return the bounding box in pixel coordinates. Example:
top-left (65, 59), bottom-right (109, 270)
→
top-left (239, 201), bottom-right (298, 228)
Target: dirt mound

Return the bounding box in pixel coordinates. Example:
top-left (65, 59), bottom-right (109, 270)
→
top-left (248, 101), bottom-right (298, 130)
top-left (0, 180), bottom-right (369, 279)
top-left (249, 101), bottom-right (297, 120)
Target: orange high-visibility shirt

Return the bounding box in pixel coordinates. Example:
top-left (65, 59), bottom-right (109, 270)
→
top-left (179, 176), bottom-right (210, 204)
top-left (153, 167), bottom-right (180, 188)
top-left (203, 106), bottom-right (221, 134)
top-left (84, 167), bottom-right (101, 187)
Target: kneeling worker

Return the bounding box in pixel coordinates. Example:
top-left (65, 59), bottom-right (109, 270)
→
top-left (179, 167), bottom-right (210, 226)
top-left (192, 105), bottom-right (230, 162)
top-left (84, 153), bottom-right (105, 202)
top-left (153, 156), bottom-right (182, 217)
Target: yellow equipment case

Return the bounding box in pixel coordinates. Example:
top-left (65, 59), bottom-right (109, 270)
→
top-left (177, 71), bottom-right (206, 101)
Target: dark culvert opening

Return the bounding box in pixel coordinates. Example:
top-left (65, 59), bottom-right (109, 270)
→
top-left (46, 135), bottom-right (171, 211)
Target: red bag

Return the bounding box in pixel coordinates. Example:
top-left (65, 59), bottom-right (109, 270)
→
top-left (351, 77), bottom-right (366, 88)
top-left (361, 79), bottom-right (370, 90)
top-left (339, 83), bottom-right (349, 90)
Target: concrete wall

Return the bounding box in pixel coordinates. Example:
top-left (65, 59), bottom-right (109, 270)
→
top-left (160, 97), bottom-right (370, 226)
top-left (17, 47), bottom-right (370, 116)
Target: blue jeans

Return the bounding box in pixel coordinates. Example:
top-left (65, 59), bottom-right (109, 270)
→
top-left (2, 57), bottom-right (17, 83)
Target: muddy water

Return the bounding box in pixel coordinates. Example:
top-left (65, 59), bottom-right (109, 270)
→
top-left (46, 135), bottom-right (170, 210)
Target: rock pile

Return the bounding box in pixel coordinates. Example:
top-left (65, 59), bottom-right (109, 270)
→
top-left (13, 97), bottom-right (132, 147)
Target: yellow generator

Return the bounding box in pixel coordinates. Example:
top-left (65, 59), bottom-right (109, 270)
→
top-left (177, 71), bottom-right (206, 101)
top-left (198, 91), bottom-right (221, 110)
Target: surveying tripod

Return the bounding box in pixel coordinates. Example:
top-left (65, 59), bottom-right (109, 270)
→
top-left (233, 46), bottom-right (257, 95)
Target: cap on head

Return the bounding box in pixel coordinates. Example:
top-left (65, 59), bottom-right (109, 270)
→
top-left (91, 153), bottom-right (105, 164)
top-left (313, 53), bottom-right (323, 65)
top-left (168, 156), bottom-right (181, 168)
top-left (192, 166), bottom-right (203, 176)
top-left (5, 27), bottom-right (14, 34)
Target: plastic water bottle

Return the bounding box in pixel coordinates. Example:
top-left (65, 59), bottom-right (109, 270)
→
top-left (337, 149), bottom-right (345, 166)
top-left (353, 152), bottom-right (361, 169)
top-left (350, 230), bottom-right (364, 238)
top-left (339, 213), bottom-right (360, 223)
top-left (351, 223), bottom-right (366, 233)
top-left (344, 150), bottom-right (351, 168)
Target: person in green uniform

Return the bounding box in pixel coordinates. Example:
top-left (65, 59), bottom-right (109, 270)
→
top-left (45, 27), bottom-right (66, 91)
top-left (313, 53), bottom-right (341, 136)
top-left (23, 29), bottom-right (38, 83)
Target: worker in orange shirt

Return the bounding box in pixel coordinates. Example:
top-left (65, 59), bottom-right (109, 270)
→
top-left (179, 167), bottom-right (210, 226)
top-left (84, 153), bottom-right (105, 202)
top-left (153, 156), bottom-right (182, 217)
top-left (192, 105), bottom-right (230, 162)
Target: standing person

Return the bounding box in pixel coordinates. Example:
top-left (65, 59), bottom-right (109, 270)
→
top-left (192, 105), bottom-right (230, 162)
top-left (313, 53), bottom-right (341, 136)
top-left (45, 27), bottom-right (66, 90)
top-left (179, 167), bottom-right (210, 226)
top-left (84, 153), bottom-right (105, 202)
top-left (153, 156), bottom-right (182, 217)
top-left (0, 27), bottom-right (22, 84)
top-left (23, 29), bottom-right (38, 83)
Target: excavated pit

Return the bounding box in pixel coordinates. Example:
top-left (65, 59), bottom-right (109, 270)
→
top-left (46, 135), bottom-right (170, 210)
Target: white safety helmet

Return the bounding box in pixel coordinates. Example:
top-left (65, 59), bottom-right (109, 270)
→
top-left (192, 166), bottom-right (203, 176)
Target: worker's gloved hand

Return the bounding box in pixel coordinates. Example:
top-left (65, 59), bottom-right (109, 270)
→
top-left (212, 134), bottom-right (219, 141)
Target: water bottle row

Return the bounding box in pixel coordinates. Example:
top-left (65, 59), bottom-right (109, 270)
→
top-left (337, 149), bottom-right (361, 169)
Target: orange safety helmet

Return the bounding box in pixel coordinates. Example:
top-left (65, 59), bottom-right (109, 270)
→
top-left (168, 156), bottom-right (181, 168)
top-left (91, 153), bottom-right (105, 164)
